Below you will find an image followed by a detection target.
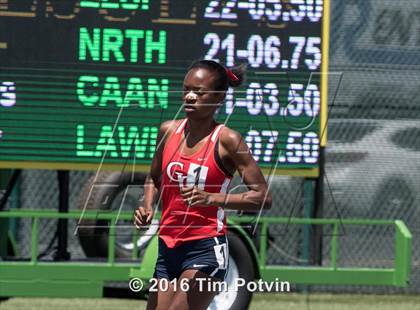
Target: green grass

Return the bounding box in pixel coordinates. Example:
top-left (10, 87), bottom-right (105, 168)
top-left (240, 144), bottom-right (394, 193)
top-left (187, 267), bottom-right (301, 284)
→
top-left (1, 294), bottom-right (420, 310)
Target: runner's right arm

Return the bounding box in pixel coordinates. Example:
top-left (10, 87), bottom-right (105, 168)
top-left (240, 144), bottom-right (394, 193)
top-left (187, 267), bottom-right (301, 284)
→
top-left (134, 120), bottom-right (178, 228)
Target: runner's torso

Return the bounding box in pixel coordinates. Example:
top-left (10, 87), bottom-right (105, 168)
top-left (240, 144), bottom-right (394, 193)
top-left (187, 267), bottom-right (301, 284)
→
top-left (159, 119), bottom-right (233, 248)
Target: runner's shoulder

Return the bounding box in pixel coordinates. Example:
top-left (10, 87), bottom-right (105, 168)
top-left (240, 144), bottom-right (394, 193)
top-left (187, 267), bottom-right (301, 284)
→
top-left (159, 119), bottom-right (182, 138)
top-left (219, 126), bottom-right (244, 153)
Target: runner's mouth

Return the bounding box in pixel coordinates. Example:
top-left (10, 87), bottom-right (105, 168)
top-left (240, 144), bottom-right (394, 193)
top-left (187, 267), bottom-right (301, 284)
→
top-left (183, 104), bottom-right (196, 112)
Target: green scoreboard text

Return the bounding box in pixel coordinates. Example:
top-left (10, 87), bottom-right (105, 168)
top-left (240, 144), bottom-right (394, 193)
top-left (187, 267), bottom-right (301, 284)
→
top-left (0, 0), bottom-right (329, 176)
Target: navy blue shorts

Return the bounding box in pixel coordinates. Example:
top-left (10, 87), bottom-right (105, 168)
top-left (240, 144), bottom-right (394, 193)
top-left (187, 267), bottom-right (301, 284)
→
top-left (153, 235), bottom-right (229, 281)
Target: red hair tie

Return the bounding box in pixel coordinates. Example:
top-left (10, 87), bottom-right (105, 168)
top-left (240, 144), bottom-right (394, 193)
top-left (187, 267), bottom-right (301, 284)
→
top-left (225, 68), bottom-right (239, 82)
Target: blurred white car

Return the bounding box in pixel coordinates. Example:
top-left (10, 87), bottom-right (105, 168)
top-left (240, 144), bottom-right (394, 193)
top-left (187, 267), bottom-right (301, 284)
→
top-left (324, 118), bottom-right (420, 227)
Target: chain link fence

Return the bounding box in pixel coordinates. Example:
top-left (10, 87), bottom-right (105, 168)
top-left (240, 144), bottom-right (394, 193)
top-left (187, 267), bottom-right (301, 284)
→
top-left (7, 0), bottom-right (419, 295)
top-left (15, 170), bottom-right (93, 260)
top-left (316, 0), bottom-right (420, 293)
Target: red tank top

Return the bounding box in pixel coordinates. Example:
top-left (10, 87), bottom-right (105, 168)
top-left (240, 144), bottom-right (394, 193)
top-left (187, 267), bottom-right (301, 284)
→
top-left (159, 119), bottom-right (232, 248)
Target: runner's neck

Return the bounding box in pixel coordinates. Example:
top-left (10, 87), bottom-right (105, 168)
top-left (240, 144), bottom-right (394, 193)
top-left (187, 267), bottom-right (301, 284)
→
top-left (184, 118), bottom-right (218, 145)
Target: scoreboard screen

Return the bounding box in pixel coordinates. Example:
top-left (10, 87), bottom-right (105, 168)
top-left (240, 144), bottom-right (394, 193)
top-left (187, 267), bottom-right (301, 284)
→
top-left (0, 0), bottom-right (329, 176)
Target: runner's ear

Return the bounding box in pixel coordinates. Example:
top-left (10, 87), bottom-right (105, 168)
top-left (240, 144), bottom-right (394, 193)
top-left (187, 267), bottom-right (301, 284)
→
top-left (216, 90), bottom-right (226, 106)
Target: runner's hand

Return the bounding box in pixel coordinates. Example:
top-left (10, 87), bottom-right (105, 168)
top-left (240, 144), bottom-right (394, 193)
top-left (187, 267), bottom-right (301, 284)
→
top-left (180, 186), bottom-right (212, 207)
top-left (134, 206), bottom-right (154, 230)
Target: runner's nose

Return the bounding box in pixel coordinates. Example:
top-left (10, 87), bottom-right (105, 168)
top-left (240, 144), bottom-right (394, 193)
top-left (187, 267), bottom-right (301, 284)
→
top-left (185, 91), bottom-right (197, 103)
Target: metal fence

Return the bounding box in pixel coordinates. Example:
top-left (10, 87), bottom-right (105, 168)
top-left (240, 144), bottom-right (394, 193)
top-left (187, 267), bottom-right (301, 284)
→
top-left (316, 0), bottom-right (420, 293)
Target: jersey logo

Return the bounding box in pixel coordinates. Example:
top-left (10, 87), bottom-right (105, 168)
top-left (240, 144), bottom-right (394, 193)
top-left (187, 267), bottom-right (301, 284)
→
top-left (166, 162), bottom-right (209, 190)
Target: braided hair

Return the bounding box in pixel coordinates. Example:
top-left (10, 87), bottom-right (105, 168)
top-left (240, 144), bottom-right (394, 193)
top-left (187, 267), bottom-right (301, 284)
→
top-left (188, 60), bottom-right (246, 91)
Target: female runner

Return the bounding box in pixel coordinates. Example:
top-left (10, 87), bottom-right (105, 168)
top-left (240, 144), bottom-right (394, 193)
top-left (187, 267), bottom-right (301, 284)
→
top-left (134, 60), bottom-right (272, 310)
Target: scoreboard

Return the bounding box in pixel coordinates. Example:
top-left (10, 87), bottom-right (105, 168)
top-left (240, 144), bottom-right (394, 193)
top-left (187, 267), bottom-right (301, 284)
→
top-left (0, 0), bottom-right (329, 176)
